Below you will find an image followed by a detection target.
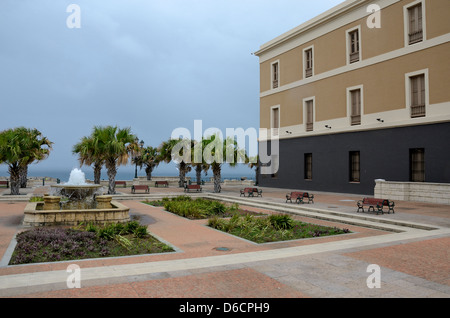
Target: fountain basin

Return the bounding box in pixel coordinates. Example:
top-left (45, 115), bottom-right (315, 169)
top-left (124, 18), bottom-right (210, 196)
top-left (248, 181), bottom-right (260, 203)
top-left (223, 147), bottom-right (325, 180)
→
top-left (50, 184), bottom-right (103, 201)
top-left (23, 196), bottom-right (130, 227)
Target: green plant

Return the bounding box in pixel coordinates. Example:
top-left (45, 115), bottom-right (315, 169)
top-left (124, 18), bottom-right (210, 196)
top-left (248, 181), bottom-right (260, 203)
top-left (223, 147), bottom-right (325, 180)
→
top-left (85, 222), bottom-right (98, 233)
top-left (269, 214), bottom-right (294, 230)
top-left (97, 226), bottom-right (116, 239)
top-left (29, 196), bottom-right (44, 202)
top-left (124, 220), bottom-right (139, 233)
top-left (114, 234), bottom-right (133, 250)
top-left (133, 225), bottom-right (149, 238)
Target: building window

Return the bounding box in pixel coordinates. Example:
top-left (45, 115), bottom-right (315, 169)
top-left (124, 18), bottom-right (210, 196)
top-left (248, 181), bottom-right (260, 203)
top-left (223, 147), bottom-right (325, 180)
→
top-left (410, 74), bottom-right (426, 118)
top-left (348, 28), bottom-right (360, 63)
top-left (271, 61), bottom-right (279, 89)
top-left (271, 106), bottom-right (280, 136)
top-left (408, 3), bottom-right (423, 44)
top-left (305, 99), bottom-right (314, 132)
top-left (410, 148), bottom-right (425, 182)
top-left (304, 47), bottom-right (313, 78)
top-left (350, 89), bottom-right (361, 125)
top-left (349, 151), bottom-right (360, 182)
top-left (304, 153), bottom-right (312, 180)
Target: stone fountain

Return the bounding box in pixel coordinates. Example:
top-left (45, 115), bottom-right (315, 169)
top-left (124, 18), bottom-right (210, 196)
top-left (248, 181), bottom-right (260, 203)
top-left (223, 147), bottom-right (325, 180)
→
top-left (23, 168), bottom-right (130, 227)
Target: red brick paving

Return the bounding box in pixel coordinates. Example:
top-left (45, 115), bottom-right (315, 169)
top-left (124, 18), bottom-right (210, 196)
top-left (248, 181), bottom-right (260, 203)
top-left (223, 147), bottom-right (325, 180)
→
top-left (345, 237), bottom-right (450, 286)
top-left (17, 268), bottom-right (308, 298)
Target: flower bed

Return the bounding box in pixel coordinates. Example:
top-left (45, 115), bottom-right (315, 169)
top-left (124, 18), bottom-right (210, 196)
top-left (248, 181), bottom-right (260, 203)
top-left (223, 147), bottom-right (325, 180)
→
top-left (208, 214), bottom-right (351, 244)
top-left (9, 221), bottom-right (174, 265)
top-left (143, 196), bottom-right (264, 219)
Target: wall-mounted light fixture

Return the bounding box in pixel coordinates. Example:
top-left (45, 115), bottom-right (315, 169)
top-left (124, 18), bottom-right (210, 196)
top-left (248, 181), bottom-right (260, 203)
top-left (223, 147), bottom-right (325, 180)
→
top-left (286, 131), bottom-right (292, 134)
top-left (377, 118), bottom-right (384, 123)
top-left (325, 125), bottom-right (332, 129)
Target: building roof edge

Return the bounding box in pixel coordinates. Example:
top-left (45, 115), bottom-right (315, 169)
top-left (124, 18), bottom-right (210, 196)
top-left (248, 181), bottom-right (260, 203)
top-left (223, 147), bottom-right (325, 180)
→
top-left (253, 0), bottom-right (368, 56)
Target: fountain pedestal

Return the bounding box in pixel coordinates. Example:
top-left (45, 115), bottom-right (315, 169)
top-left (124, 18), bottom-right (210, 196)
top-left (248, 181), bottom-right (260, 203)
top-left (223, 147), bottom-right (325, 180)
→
top-left (96, 195), bottom-right (113, 209)
top-left (43, 196), bottom-right (61, 210)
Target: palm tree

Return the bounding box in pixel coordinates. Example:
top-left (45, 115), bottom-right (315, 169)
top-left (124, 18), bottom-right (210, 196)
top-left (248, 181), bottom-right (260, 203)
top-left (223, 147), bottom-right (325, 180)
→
top-left (72, 135), bottom-right (104, 184)
top-left (202, 134), bottom-right (246, 193)
top-left (137, 146), bottom-right (160, 180)
top-left (247, 155), bottom-right (260, 186)
top-left (20, 128), bottom-right (53, 189)
top-left (91, 126), bottom-right (138, 194)
top-left (159, 138), bottom-right (192, 187)
top-left (191, 139), bottom-right (209, 185)
top-left (0, 127), bottom-right (53, 195)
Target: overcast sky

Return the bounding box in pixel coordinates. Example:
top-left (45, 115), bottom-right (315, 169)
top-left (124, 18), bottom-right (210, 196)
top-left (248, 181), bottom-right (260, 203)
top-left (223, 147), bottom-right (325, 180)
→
top-left (0, 0), bottom-right (343, 178)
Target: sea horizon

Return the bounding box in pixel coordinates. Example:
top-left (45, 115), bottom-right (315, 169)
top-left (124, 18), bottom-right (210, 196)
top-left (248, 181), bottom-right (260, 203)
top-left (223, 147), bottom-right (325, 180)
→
top-left (0, 167), bottom-right (255, 183)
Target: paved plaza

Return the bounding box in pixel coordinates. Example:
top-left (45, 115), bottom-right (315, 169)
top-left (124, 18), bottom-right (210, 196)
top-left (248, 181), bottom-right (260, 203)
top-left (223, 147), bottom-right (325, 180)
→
top-left (0, 183), bottom-right (449, 299)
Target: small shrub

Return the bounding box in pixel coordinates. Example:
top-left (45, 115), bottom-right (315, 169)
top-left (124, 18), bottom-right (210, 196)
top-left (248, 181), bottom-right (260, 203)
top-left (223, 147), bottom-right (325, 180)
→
top-left (124, 220), bottom-right (140, 233)
top-left (133, 225), bottom-right (149, 238)
top-left (269, 214), bottom-right (294, 230)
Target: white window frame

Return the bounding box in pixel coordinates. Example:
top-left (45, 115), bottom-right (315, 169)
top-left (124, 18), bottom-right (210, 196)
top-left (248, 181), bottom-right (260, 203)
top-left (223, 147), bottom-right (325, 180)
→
top-left (303, 97), bottom-right (315, 132)
top-left (405, 69), bottom-right (429, 118)
top-left (346, 85), bottom-right (364, 126)
top-left (403, 0), bottom-right (427, 47)
top-left (270, 60), bottom-right (280, 89)
top-left (270, 105), bottom-right (281, 137)
top-left (346, 25), bottom-right (362, 65)
top-left (303, 45), bottom-right (314, 78)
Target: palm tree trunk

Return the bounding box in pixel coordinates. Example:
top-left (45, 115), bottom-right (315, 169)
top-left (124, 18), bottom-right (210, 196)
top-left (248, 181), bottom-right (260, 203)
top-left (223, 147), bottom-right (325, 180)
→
top-left (8, 164), bottom-right (21, 195)
top-left (145, 165), bottom-right (153, 181)
top-left (212, 163), bottom-right (221, 193)
top-left (106, 159), bottom-right (117, 194)
top-left (195, 165), bottom-right (202, 185)
top-left (179, 162), bottom-right (186, 187)
top-left (93, 162), bottom-right (102, 184)
top-left (20, 165), bottom-right (28, 188)
top-left (255, 166), bottom-right (260, 186)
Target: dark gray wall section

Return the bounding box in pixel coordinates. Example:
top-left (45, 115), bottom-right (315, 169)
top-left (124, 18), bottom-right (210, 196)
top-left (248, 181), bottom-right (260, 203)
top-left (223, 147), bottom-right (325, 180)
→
top-left (258, 122), bottom-right (450, 195)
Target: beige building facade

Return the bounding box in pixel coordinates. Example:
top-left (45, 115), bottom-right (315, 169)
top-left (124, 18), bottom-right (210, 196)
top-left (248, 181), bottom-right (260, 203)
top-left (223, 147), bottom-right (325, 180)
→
top-left (254, 0), bottom-right (450, 194)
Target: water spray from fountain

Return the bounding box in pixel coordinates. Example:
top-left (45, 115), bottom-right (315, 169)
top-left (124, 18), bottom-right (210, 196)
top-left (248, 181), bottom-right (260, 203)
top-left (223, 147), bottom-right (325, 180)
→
top-left (66, 168), bottom-right (89, 185)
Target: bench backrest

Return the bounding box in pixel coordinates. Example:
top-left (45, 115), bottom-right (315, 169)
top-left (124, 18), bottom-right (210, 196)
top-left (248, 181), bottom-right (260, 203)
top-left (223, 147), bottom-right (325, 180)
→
top-left (188, 185), bottom-right (200, 189)
top-left (363, 198), bottom-right (386, 204)
top-left (291, 192), bottom-right (307, 197)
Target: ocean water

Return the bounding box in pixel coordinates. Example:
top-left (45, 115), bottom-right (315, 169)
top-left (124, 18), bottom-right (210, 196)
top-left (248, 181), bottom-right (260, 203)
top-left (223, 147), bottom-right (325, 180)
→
top-left (0, 166), bottom-right (255, 183)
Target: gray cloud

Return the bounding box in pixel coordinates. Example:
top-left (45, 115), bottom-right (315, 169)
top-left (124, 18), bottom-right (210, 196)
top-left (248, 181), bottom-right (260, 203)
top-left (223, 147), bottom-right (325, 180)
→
top-left (0, 0), bottom-right (343, 176)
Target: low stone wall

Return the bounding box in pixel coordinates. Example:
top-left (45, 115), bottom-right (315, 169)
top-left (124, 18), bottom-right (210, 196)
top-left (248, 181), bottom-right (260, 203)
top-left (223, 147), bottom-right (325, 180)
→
top-left (374, 180), bottom-right (450, 205)
top-left (222, 179), bottom-right (255, 186)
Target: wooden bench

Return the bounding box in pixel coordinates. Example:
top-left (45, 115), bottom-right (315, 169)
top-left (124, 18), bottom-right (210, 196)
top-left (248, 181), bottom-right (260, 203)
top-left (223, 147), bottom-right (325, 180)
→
top-left (184, 184), bottom-right (202, 193)
top-left (286, 192), bottom-right (314, 204)
top-left (357, 197), bottom-right (395, 215)
top-left (115, 181), bottom-right (127, 188)
top-left (0, 181), bottom-right (9, 188)
top-left (240, 187), bottom-right (262, 197)
top-left (131, 185), bottom-right (149, 194)
top-left (155, 181), bottom-right (169, 187)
